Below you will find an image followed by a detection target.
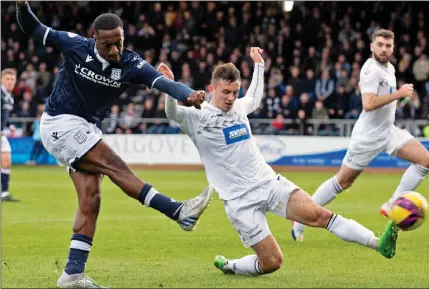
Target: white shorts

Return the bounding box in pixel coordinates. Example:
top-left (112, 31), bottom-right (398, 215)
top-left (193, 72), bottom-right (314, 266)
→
top-left (343, 125), bottom-right (414, 171)
top-left (40, 113), bottom-right (102, 171)
top-left (1, 135), bottom-right (11, 153)
top-left (223, 178), bottom-right (299, 248)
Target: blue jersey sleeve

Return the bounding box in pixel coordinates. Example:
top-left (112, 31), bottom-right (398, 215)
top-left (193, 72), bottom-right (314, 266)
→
top-left (44, 28), bottom-right (87, 52)
top-left (17, 2), bottom-right (86, 52)
top-left (129, 57), bottom-right (163, 88)
top-left (129, 56), bottom-right (194, 102)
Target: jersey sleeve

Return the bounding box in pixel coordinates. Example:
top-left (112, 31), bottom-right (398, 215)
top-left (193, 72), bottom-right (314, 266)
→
top-left (359, 65), bottom-right (380, 94)
top-left (233, 63), bottom-right (265, 115)
top-left (43, 28), bottom-right (87, 52)
top-left (128, 56), bottom-right (163, 88)
top-left (165, 94), bottom-right (201, 136)
top-left (16, 2), bottom-right (86, 53)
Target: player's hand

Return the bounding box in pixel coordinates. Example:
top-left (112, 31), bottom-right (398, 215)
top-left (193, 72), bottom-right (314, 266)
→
top-left (397, 84), bottom-right (414, 98)
top-left (187, 90), bottom-right (205, 109)
top-left (9, 125), bottom-right (16, 134)
top-left (157, 62), bottom-right (174, 81)
top-left (250, 47), bottom-right (264, 64)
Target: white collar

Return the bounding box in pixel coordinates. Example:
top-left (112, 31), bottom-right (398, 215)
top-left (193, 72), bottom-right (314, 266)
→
top-left (94, 45), bottom-right (110, 70)
top-left (1, 85), bottom-right (9, 95)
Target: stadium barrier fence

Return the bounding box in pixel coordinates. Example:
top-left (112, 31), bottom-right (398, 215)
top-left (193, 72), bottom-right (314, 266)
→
top-left (8, 118), bottom-right (429, 168)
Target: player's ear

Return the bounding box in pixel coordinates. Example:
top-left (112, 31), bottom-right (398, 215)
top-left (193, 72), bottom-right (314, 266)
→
top-left (208, 84), bottom-right (214, 93)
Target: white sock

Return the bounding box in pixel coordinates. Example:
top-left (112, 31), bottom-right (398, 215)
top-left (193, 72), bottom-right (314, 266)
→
top-left (326, 214), bottom-right (379, 251)
top-left (293, 176), bottom-right (344, 233)
top-left (224, 255), bottom-right (263, 276)
top-left (391, 164), bottom-right (429, 203)
top-left (313, 175), bottom-right (344, 206)
top-left (143, 188), bottom-right (159, 207)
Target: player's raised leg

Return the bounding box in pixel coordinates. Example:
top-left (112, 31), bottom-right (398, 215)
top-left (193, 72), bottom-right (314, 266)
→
top-left (292, 163), bottom-right (362, 241)
top-left (381, 136), bottom-right (429, 215)
top-left (57, 171), bottom-right (104, 288)
top-left (75, 140), bottom-right (214, 231)
top-left (286, 187), bottom-right (399, 259)
top-left (214, 235), bottom-right (283, 276)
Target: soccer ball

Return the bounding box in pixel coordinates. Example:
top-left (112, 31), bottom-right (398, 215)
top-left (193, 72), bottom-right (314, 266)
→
top-left (388, 191), bottom-right (429, 231)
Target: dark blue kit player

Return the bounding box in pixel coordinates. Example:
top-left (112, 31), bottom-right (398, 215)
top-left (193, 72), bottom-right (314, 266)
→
top-left (16, 1), bottom-right (214, 287)
top-left (1, 68), bottom-right (19, 202)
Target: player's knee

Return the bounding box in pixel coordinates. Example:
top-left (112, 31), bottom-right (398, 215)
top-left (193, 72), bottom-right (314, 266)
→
top-left (416, 156), bottom-right (429, 169)
top-left (260, 253), bottom-right (283, 273)
top-left (1, 154), bottom-right (11, 169)
top-left (336, 174), bottom-right (353, 190)
top-left (315, 207), bottom-right (333, 228)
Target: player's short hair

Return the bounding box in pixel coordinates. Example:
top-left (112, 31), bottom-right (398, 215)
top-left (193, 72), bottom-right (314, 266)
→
top-left (372, 29), bottom-right (395, 41)
top-left (211, 63), bottom-right (241, 84)
top-left (93, 13), bottom-right (123, 31)
top-left (1, 68), bottom-right (17, 77)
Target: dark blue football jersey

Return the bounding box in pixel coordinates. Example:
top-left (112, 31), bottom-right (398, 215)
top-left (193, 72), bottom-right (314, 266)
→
top-left (43, 29), bottom-right (164, 123)
top-left (1, 86), bottom-right (14, 131)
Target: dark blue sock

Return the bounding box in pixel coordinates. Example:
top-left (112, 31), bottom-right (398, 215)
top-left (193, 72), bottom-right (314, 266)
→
top-left (64, 234), bottom-right (93, 275)
top-left (139, 183), bottom-right (183, 220)
top-left (1, 172), bottom-right (9, 192)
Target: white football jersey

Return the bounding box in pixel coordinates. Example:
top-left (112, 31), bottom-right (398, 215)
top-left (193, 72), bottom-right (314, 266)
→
top-left (165, 63), bottom-right (276, 200)
top-left (352, 58), bottom-right (397, 145)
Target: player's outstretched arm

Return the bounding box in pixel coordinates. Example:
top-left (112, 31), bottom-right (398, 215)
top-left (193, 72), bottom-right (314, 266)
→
top-left (157, 63), bottom-right (201, 134)
top-left (16, 1), bottom-right (49, 44)
top-left (235, 47), bottom-right (265, 115)
top-left (16, 1), bottom-right (86, 52)
top-left (152, 76), bottom-right (205, 109)
top-left (157, 63), bottom-right (181, 122)
top-left (130, 58), bottom-right (204, 109)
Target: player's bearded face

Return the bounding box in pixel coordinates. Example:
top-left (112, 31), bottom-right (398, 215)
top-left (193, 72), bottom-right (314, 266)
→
top-left (94, 27), bottom-right (124, 63)
top-left (209, 80), bottom-right (241, 112)
top-left (1, 74), bottom-right (16, 91)
top-left (372, 37), bottom-right (394, 64)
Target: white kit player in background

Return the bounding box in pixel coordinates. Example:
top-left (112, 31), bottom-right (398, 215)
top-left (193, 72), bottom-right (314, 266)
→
top-left (292, 29), bottom-right (429, 242)
top-left (159, 47), bottom-right (399, 277)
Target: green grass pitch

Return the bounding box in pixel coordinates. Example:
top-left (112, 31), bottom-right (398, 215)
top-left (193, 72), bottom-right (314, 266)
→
top-left (2, 166), bottom-right (429, 288)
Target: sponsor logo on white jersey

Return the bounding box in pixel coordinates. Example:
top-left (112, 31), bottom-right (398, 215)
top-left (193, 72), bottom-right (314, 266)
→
top-left (229, 127), bottom-right (248, 139)
top-left (223, 123), bottom-right (250, 145)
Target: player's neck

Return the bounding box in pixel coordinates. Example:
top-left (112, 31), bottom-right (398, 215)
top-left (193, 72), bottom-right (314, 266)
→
top-left (209, 100), bottom-right (228, 113)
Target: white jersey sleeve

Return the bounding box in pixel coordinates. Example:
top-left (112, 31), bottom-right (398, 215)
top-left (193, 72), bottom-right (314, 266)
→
top-left (233, 63), bottom-right (265, 115)
top-left (359, 62), bottom-right (381, 94)
top-left (165, 95), bottom-right (201, 135)
top-left (352, 58), bottom-right (398, 144)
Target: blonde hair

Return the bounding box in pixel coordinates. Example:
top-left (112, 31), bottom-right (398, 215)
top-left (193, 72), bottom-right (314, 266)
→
top-left (1, 68), bottom-right (17, 77)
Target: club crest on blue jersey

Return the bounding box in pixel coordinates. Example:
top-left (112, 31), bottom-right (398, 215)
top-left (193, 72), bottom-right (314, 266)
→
top-left (111, 68), bottom-right (122, 80)
top-left (223, 123), bottom-right (250, 145)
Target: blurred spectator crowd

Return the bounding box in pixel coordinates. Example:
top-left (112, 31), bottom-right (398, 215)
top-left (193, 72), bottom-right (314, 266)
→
top-left (2, 1), bottom-right (428, 136)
